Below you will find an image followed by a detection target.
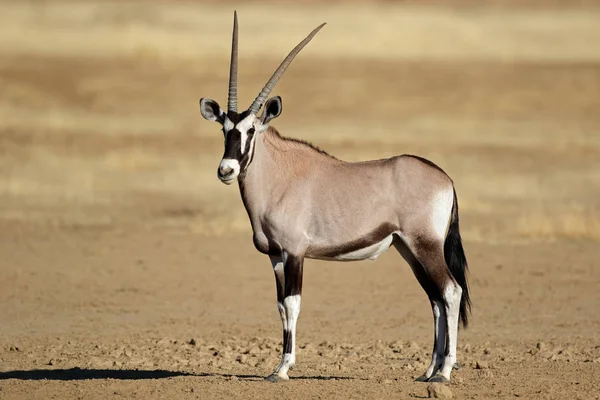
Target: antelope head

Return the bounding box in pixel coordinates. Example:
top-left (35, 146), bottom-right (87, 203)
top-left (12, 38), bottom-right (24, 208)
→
top-left (199, 11), bottom-right (325, 185)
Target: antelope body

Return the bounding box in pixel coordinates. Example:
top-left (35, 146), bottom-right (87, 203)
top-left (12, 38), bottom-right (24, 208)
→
top-left (199, 12), bottom-right (471, 383)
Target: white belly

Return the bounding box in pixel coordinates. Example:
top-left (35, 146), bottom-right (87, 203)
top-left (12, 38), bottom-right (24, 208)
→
top-left (330, 234), bottom-right (395, 261)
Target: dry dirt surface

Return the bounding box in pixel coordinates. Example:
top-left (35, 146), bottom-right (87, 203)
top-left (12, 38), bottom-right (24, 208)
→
top-left (1, 1), bottom-right (600, 399)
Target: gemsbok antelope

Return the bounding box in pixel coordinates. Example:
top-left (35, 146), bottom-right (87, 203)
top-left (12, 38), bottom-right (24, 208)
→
top-left (199, 12), bottom-right (471, 383)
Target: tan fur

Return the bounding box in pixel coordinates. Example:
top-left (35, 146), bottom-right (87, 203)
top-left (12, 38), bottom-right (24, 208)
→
top-left (240, 127), bottom-right (454, 258)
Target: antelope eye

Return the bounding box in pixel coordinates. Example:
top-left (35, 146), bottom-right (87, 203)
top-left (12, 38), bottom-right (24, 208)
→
top-left (248, 127), bottom-right (255, 135)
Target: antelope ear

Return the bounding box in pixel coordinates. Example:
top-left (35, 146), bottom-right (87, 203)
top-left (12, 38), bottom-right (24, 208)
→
top-left (200, 98), bottom-right (225, 124)
top-left (260, 96), bottom-right (282, 125)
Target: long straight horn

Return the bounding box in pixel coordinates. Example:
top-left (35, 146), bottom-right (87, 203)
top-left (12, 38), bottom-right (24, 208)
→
top-left (227, 11), bottom-right (239, 113)
top-left (248, 22), bottom-right (326, 115)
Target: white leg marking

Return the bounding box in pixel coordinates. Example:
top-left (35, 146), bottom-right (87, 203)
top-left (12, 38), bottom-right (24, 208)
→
top-left (277, 302), bottom-right (287, 331)
top-left (273, 294), bottom-right (301, 378)
top-left (439, 283), bottom-right (462, 380)
top-left (273, 354), bottom-right (294, 379)
top-left (284, 295), bottom-right (301, 361)
top-left (432, 188), bottom-right (454, 240)
top-left (283, 295), bottom-right (301, 350)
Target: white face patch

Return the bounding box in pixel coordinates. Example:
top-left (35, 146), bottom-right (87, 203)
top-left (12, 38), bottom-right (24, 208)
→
top-left (431, 187), bottom-right (454, 240)
top-left (223, 118), bottom-right (234, 134)
top-left (235, 115), bottom-right (256, 155)
top-left (218, 158), bottom-right (240, 184)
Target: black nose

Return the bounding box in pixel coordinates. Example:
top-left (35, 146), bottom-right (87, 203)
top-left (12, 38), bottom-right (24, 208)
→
top-left (219, 166), bottom-right (234, 177)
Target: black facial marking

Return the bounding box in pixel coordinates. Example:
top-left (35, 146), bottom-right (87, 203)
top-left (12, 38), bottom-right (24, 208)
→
top-left (222, 128), bottom-right (242, 160)
top-left (226, 110), bottom-right (250, 123)
top-left (221, 111), bottom-right (258, 176)
top-left (243, 129), bottom-right (255, 168)
top-left (245, 129), bottom-right (255, 153)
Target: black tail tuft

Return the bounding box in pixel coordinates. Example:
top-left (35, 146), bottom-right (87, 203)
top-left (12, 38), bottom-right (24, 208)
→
top-left (443, 187), bottom-right (471, 328)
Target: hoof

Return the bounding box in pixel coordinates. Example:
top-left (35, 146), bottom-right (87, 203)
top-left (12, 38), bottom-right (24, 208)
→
top-left (428, 375), bottom-right (450, 383)
top-left (415, 375), bottom-right (430, 382)
top-left (265, 373), bottom-right (289, 383)
top-left (453, 362), bottom-right (461, 370)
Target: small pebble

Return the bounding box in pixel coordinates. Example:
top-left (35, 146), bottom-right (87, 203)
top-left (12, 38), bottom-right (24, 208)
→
top-left (409, 341), bottom-right (421, 351)
top-left (478, 369), bottom-right (494, 379)
top-left (427, 383), bottom-right (453, 399)
top-left (536, 342), bottom-right (547, 351)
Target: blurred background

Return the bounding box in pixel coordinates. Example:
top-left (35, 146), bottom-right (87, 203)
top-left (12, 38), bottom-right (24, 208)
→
top-left (2, 0), bottom-right (599, 242)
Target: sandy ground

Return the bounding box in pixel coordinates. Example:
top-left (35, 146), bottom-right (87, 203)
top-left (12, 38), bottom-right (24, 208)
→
top-left (1, 1), bottom-right (599, 399)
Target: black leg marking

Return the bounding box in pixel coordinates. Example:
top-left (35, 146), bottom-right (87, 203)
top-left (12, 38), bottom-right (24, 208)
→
top-left (274, 271), bottom-right (285, 304)
top-left (428, 375), bottom-right (449, 383)
top-left (445, 322), bottom-right (450, 356)
top-left (283, 329), bottom-right (293, 354)
top-left (284, 254), bottom-right (303, 297)
top-left (393, 240), bottom-right (444, 302)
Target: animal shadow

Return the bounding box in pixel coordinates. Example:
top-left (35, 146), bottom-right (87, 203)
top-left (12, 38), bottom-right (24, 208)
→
top-left (0, 367), bottom-right (191, 381)
top-left (0, 368), bottom-right (362, 382)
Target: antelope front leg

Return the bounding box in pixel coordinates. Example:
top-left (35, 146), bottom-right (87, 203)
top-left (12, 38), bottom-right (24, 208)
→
top-left (266, 251), bottom-right (303, 382)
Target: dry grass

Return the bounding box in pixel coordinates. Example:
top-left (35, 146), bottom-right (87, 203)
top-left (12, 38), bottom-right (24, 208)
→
top-left (1, 1), bottom-right (599, 242)
top-left (517, 206), bottom-right (600, 241)
top-left (1, 2), bottom-right (600, 61)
